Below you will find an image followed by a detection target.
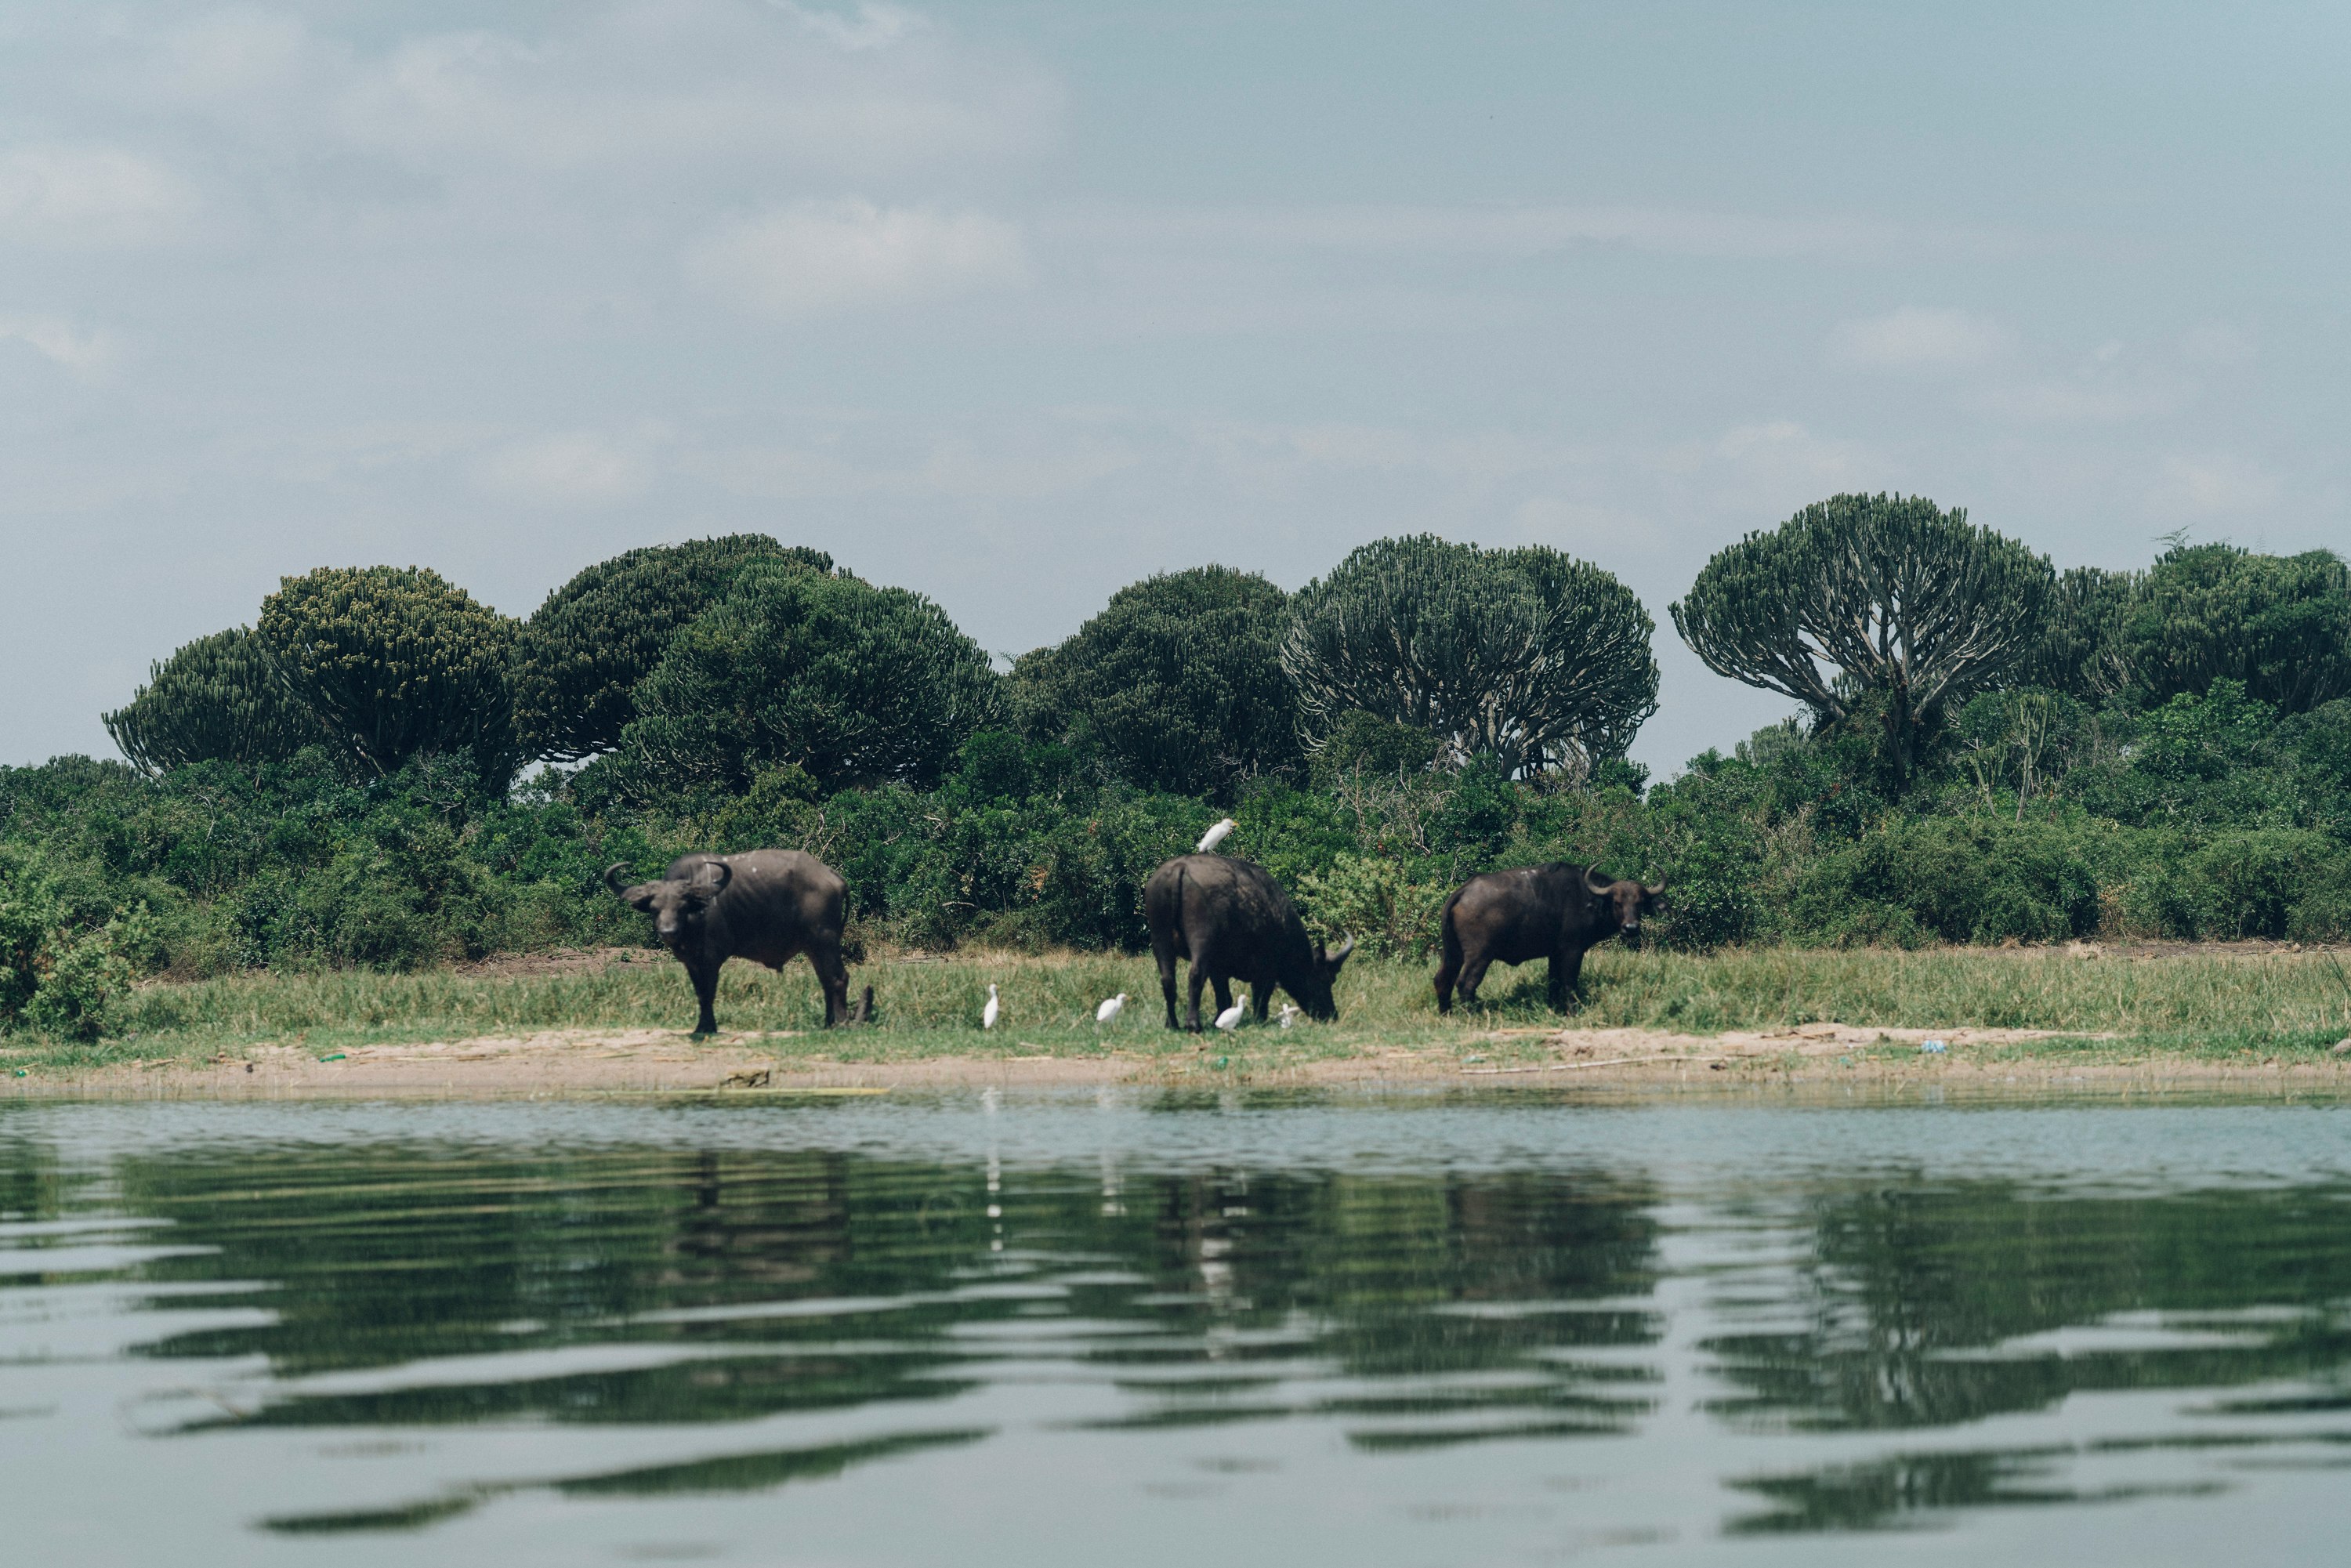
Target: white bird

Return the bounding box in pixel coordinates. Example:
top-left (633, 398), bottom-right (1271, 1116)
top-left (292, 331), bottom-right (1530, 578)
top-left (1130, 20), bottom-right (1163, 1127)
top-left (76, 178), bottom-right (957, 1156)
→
top-left (1275, 1004), bottom-right (1300, 1030)
top-left (1214, 1001), bottom-right (1245, 1031)
top-left (1197, 817), bottom-right (1237, 853)
top-left (982, 984), bottom-right (1000, 1030)
top-left (1095, 993), bottom-right (1127, 1024)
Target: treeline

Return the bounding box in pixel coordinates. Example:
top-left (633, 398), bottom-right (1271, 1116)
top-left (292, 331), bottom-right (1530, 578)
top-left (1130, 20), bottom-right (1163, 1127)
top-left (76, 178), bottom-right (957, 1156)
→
top-left (5, 496), bottom-right (2351, 1037)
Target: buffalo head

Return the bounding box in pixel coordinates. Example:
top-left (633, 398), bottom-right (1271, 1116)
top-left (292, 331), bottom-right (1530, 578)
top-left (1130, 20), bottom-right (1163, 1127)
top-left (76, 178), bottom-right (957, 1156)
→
top-left (1583, 867), bottom-right (1666, 943)
top-left (1291, 934), bottom-right (1357, 1021)
top-left (606, 858), bottom-right (733, 946)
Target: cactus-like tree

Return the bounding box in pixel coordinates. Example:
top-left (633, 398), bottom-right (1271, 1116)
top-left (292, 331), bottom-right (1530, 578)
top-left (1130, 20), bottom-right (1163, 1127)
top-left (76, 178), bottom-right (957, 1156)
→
top-left (256, 566), bottom-right (519, 780)
top-left (1671, 494), bottom-right (2054, 783)
top-left (2022, 565), bottom-right (2137, 700)
top-left (621, 561), bottom-right (1001, 795)
top-left (1280, 536), bottom-right (1658, 778)
top-left (1010, 566), bottom-right (1301, 798)
top-left (103, 626), bottom-right (324, 774)
top-left (512, 535), bottom-right (831, 762)
top-left (2121, 544), bottom-right (2351, 715)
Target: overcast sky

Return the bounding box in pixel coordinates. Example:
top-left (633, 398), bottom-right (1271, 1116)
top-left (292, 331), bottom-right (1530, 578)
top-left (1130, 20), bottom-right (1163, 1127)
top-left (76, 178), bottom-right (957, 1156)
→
top-left (5, 1), bottom-right (2347, 775)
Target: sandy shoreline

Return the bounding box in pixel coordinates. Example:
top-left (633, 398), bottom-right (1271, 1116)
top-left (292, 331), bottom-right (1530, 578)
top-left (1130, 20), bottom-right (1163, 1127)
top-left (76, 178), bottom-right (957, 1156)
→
top-left (9, 1020), bottom-right (2350, 1099)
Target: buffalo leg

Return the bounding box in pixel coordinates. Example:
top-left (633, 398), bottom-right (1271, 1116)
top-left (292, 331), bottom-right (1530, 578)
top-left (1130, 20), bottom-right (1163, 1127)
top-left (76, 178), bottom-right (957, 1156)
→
top-left (687, 959), bottom-right (722, 1036)
top-left (1156, 939), bottom-right (1183, 1029)
top-left (1184, 965), bottom-right (1210, 1033)
top-left (808, 943), bottom-right (852, 1028)
top-left (1456, 954), bottom-right (1494, 1008)
top-left (1548, 944), bottom-right (1587, 1012)
top-left (1252, 987), bottom-right (1270, 1022)
top-left (1433, 954), bottom-right (1460, 1013)
top-left (1210, 976), bottom-right (1235, 1022)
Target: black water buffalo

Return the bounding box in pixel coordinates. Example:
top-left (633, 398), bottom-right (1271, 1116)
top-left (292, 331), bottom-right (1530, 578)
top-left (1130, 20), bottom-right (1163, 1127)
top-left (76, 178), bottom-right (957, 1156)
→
top-left (606, 849), bottom-right (865, 1034)
top-left (1144, 853), bottom-right (1354, 1030)
top-left (1433, 864), bottom-right (1665, 1013)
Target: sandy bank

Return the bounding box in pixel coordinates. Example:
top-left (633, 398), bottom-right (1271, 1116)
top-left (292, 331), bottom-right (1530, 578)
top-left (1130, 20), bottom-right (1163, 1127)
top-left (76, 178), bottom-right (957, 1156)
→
top-left (9, 1020), bottom-right (2350, 1099)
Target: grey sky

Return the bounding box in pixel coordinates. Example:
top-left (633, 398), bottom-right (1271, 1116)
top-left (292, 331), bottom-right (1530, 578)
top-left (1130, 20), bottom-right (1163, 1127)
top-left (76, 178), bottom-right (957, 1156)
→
top-left (5, 1), bottom-right (2346, 775)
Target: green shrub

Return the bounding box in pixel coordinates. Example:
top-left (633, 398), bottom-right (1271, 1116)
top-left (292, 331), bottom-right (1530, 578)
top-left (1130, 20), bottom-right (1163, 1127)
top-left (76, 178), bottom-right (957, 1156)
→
top-left (24, 925), bottom-right (133, 1040)
top-left (256, 565), bottom-right (519, 784)
top-left (1011, 566), bottom-right (1302, 798)
top-left (621, 563), bottom-right (1001, 795)
top-left (513, 535), bottom-right (830, 762)
top-left (1295, 853), bottom-right (1449, 958)
top-left (1791, 817), bottom-right (2100, 946)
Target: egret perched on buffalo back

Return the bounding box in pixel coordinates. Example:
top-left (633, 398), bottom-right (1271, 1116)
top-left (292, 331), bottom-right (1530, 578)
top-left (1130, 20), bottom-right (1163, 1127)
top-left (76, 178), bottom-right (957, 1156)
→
top-left (1096, 993), bottom-right (1126, 1024)
top-left (982, 984), bottom-right (1000, 1030)
top-left (1214, 1001), bottom-right (1245, 1031)
top-left (1197, 817), bottom-right (1237, 853)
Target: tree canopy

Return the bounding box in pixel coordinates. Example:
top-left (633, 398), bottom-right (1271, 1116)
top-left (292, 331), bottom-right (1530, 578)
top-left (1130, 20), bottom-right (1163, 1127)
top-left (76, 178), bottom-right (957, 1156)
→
top-left (619, 561), bottom-right (1001, 795)
top-left (1672, 494), bottom-right (2054, 780)
top-left (255, 566), bottom-right (519, 780)
top-left (102, 626), bottom-right (324, 774)
top-left (2121, 544), bottom-right (2351, 715)
top-left (1009, 565), bottom-right (1301, 798)
top-left (512, 535), bottom-right (832, 762)
top-left (1281, 535), bottom-right (1657, 778)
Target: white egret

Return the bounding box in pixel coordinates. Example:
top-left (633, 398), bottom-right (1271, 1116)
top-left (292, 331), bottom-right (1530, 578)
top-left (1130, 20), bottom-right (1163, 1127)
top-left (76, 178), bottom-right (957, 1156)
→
top-left (1095, 993), bottom-right (1127, 1024)
top-left (982, 984), bottom-right (1000, 1030)
top-left (1197, 817), bottom-right (1237, 853)
top-left (1275, 1004), bottom-right (1300, 1030)
top-left (1214, 1001), bottom-right (1245, 1031)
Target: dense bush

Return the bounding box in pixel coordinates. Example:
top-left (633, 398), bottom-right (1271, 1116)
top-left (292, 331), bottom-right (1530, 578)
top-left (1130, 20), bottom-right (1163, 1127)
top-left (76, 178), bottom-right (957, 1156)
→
top-left (513, 535), bottom-right (832, 762)
top-left (103, 627), bottom-right (326, 775)
top-left (1283, 535), bottom-right (1658, 777)
top-left (618, 562), bottom-right (1002, 797)
top-left (257, 566), bottom-right (520, 784)
top-left (1011, 566), bottom-right (1301, 799)
top-left (2123, 544), bottom-right (2351, 714)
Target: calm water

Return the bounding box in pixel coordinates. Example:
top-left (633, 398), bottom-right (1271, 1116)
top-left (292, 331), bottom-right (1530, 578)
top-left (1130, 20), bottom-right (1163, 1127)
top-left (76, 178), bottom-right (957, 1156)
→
top-left (5, 1092), bottom-right (2349, 1566)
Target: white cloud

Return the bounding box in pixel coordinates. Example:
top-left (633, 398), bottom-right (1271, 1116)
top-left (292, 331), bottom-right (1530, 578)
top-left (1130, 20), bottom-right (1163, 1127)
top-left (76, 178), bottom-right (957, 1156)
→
top-left (0, 146), bottom-right (199, 247)
top-left (2179, 322), bottom-right (2255, 368)
top-left (1045, 204), bottom-right (2025, 263)
top-left (1828, 306), bottom-right (2013, 373)
top-left (477, 433), bottom-right (651, 506)
top-left (767, 2), bottom-right (928, 52)
top-left (2148, 454), bottom-right (2280, 518)
top-left (686, 200), bottom-right (1026, 318)
top-left (0, 317), bottom-right (119, 380)
top-left (334, 3), bottom-right (1055, 179)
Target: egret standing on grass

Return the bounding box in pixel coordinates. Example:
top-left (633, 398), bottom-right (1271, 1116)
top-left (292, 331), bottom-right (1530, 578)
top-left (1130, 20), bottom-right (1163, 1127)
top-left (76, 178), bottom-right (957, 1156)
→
top-left (1197, 817), bottom-right (1237, 853)
top-left (1214, 1001), bottom-right (1245, 1031)
top-left (1096, 994), bottom-right (1127, 1025)
top-left (982, 984), bottom-right (1000, 1030)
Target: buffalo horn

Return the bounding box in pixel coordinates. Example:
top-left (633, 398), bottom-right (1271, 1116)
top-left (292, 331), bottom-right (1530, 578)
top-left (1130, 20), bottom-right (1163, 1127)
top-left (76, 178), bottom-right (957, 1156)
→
top-left (1331, 935), bottom-right (1356, 962)
top-left (1643, 877), bottom-right (1668, 897)
top-left (603, 862), bottom-right (631, 896)
top-left (692, 857), bottom-right (734, 895)
top-left (1584, 865), bottom-right (1617, 896)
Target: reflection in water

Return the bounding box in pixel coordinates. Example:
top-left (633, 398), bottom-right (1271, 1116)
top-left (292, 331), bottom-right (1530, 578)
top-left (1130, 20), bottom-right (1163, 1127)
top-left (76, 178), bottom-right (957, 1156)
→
top-left (3, 1095), bottom-right (2351, 1564)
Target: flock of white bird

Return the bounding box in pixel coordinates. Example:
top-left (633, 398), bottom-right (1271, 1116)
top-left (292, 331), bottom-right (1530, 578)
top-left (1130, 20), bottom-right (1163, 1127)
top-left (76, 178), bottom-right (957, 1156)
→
top-left (973, 818), bottom-right (1289, 1034)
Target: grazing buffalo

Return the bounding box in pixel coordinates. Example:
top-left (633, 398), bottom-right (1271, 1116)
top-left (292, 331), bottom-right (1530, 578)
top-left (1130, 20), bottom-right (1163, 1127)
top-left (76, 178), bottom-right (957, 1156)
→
top-left (607, 849), bottom-right (867, 1035)
top-left (1145, 853), bottom-right (1355, 1030)
top-left (1433, 864), bottom-right (1665, 1014)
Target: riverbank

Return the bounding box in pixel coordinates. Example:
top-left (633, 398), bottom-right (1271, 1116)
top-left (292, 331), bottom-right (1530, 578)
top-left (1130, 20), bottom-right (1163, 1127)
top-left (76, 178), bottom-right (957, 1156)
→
top-left (13, 1018), bottom-right (2351, 1099)
top-left (5, 941), bottom-right (2349, 1097)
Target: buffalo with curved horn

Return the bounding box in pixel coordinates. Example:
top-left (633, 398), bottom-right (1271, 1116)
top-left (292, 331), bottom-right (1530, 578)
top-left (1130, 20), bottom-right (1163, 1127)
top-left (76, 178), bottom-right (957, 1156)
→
top-left (606, 850), bottom-right (868, 1035)
top-left (1433, 863), bottom-right (1666, 1014)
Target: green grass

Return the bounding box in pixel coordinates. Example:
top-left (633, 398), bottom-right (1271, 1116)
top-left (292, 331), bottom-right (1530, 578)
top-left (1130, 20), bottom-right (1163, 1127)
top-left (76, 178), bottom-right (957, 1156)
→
top-left (7, 943), bottom-right (2351, 1076)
